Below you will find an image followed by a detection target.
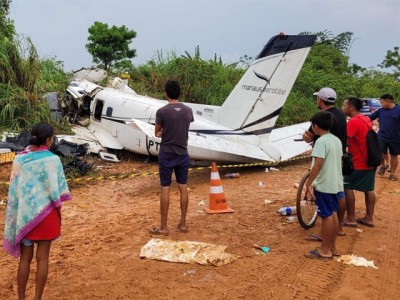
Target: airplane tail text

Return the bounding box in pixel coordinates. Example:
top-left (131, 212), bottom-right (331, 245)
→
top-left (217, 34), bottom-right (316, 140)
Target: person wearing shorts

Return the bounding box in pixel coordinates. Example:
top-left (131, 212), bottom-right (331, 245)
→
top-left (369, 94), bottom-right (400, 181)
top-left (342, 97), bottom-right (377, 227)
top-left (305, 111), bottom-right (343, 259)
top-left (3, 122), bottom-right (72, 300)
top-left (150, 80), bottom-right (194, 236)
top-left (302, 87), bottom-right (347, 240)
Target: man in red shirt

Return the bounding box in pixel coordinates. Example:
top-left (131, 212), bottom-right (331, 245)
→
top-left (342, 97), bottom-right (377, 227)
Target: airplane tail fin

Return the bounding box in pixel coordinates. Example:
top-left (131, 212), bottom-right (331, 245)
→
top-left (217, 34), bottom-right (316, 139)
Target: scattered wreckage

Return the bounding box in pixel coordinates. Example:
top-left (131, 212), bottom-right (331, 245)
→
top-left (0, 130), bottom-right (91, 175)
top-left (0, 76), bottom-right (129, 172)
top-left (0, 77), bottom-right (128, 171)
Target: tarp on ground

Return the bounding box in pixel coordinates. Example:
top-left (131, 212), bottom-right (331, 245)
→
top-left (140, 238), bottom-right (238, 266)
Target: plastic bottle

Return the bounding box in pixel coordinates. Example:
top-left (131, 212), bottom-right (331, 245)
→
top-left (276, 206), bottom-right (297, 216)
top-left (224, 173), bottom-right (240, 178)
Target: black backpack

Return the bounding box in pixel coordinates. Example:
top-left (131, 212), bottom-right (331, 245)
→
top-left (365, 128), bottom-right (382, 167)
top-left (357, 117), bottom-right (381, 168)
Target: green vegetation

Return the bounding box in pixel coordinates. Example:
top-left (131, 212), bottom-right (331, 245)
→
top-left (0, 6), bottom-right (69, 132)
top-left (86, 21), bottom-right (137, 71)
top-left (0, 38), bottom-right (69, 131)
top-left (379, 46), bottom-right (400, 80)
top-left (127, 48), bottom-right (244, 105)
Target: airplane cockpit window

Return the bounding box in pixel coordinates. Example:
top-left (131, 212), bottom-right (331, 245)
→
top-left (94, 100), bottom-right (104, 121)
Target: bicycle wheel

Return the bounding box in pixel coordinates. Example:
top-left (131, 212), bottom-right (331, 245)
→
top-left (296, 172), bottom-right (318, 229)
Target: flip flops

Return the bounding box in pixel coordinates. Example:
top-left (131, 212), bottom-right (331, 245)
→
top-left (177, 224), bottom-right (189, 233)
top-left (305, 249), bottom-right (332, 260)
top-left (389, 174), bottom-right (398, 181)
top-left (342, 220), bottom-right (357, 227)
top-left (356, 218), bottom-right (375, 227)
top-left (377, 165), bottom-right (387, 176)
top-left (149, 227), bottom-right (169, 236)
top-left (304, 233), bottom-right (322, 242)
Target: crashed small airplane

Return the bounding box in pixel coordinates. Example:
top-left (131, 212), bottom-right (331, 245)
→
top-left (65, 33), bottom-right (316, 163)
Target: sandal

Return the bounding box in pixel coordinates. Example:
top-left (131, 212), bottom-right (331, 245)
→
top-left (305, 249), bottom-right (332, 260)
top-left (377, 166), bottom-right (387, 176)
top-left (304, 233), bottom-right (322, 242)
top-left (149, 227), bottom-right (169, 236)
top-left (389, 175), bottom-right (398, 181)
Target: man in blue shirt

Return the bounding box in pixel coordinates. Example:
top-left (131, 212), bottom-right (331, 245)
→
top-left (369, 94), bottom-right (400, 181)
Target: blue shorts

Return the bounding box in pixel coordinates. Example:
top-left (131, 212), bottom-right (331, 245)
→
top-left (158, 152), bottom-right (190, 186)
top-left (21, 238), bottom-right (34, 246)
top-left (379, 138), bottom-right (400, 155)
top-left (314, 189), bottom-right (341, 218)
top-left (21, 238), bottom-right (58, 246)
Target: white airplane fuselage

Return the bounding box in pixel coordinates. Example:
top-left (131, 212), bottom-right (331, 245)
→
top-left (88, 88), bottom-right (268, 162)
top-left (73, 34), bottom-right (317, 163)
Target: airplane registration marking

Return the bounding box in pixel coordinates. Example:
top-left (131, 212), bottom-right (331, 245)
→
top-left (148, 140), bottom-right (161, 151)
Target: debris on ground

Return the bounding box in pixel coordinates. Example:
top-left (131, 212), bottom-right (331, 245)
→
top-left (336, 254), bottom-right (378, 269)
top-left (140, 238), bottom-right (238, 266)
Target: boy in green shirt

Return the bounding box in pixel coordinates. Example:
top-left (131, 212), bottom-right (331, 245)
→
top-left (305, 111), bottom-right (343, 259)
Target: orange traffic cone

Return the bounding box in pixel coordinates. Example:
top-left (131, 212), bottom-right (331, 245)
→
top-left (205, 162), bottom-right (234, 214)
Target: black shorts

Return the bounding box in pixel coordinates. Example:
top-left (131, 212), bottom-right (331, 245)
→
top-left (158, 152), bottom-right (190, 186)
top-left (344, 169), bottom-right (376, 192)
top-left (379, 138), bottom-right (400, 155)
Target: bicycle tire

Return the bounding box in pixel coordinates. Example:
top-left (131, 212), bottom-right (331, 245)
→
top-left (296, 172), bottom-right (318, 229)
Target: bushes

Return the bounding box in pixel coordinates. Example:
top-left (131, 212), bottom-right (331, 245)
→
top-left (0, 36), bottom-right (69, 131)
top-left (127, 49), bottom-right (244, 105)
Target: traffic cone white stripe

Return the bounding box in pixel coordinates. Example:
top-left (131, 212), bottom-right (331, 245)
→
top-left (205, 162), bottom-right (234, 214)
top-left (210, 186), bottom-right (224, 194)
top-left (211, 172), bottom-right (220, 180)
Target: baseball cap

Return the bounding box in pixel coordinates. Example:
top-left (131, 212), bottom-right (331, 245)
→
top-left (313, 87), bottom-right (337, 103)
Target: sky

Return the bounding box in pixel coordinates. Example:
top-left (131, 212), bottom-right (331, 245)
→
top-left (9, 0), bottom-right (400, 72)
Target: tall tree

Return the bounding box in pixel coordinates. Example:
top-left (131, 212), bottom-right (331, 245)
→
top-left (379, 46), bottom-right (400, 80)
top-left (86, 21), bottom-right (137, 71)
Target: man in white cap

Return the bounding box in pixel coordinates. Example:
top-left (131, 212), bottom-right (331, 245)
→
top-left (302, 87), bottom-right (347, 241)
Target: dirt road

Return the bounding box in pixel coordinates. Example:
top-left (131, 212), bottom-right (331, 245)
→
top-left (0, 156), bottom-right (399, 299)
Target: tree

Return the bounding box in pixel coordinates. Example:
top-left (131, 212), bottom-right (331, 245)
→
top-left (299, 30), bottom-right (354, 55)
top-left (379, 46), bottom-right (400, 80)
top-left (86, 21), bottom-right (137, 71)
top-left (0, 0), bottom-right (11, 13)
top-left (0, 0), bottom-right (15, 40)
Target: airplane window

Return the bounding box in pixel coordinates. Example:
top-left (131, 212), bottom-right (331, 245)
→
top-left (94, 100), bottom-right (104, 121)
top-left (106, 107), bottom-right (113, 117)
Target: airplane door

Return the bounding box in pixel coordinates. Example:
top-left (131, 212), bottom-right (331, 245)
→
top-left (93, 99), bottom-right (104, 121)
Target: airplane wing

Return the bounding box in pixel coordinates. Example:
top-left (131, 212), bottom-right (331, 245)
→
top-left (130, 119), bottom-right (276, 162)
top-left (269, 121), bottom-right (312, 161)
top-left (188, 131), bottom-right (276, 162)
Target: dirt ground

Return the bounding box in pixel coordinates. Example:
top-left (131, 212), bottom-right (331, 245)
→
top-left (0, 154), bottom-right (399, 300)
